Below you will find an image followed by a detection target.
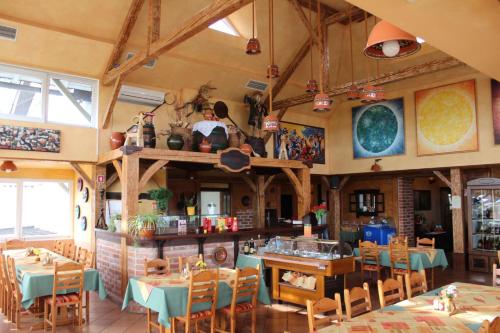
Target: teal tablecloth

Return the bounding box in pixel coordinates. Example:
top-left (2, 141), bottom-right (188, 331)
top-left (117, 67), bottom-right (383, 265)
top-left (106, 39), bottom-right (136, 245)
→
top-left (235, 253), bottom-right (265, 271)
top-left (353, 247), bottom-right (448, 271)
top-left (122, 268), bottom-right (271, 328)
top-left (4, 249), bottom-right (107, 308)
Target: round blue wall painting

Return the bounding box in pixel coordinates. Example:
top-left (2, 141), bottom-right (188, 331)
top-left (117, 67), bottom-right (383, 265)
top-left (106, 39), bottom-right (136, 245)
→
top-left (352, 98), bottom-right (405, 159)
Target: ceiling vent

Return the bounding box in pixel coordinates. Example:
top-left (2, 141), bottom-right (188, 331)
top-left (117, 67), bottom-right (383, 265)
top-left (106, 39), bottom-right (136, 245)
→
top-left (118, 85), bottom-right (165, 106)
top-left (126, 52), bottom-right (156, 69)
top-left (245, 80), bottom-right (268, 92)
top-left (0, 25), bottom-right (17, 41)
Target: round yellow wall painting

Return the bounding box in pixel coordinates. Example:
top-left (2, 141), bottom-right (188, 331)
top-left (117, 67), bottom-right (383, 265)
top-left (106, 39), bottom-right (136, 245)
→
top-left (415, 80), bottom-right (478, 156)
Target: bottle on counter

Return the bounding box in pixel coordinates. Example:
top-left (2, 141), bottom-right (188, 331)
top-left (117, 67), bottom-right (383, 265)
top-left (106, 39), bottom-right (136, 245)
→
top-left (249, 238), bottom-right (255, 254)
top-left (243, 240), bottom-right (250, 255)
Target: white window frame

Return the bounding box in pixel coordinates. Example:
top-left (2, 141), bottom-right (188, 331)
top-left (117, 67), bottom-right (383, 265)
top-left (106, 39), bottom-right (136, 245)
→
top-left (0, 63), bottom-right (98, 128)
top-left (0, 178), bottom-right (74, 240)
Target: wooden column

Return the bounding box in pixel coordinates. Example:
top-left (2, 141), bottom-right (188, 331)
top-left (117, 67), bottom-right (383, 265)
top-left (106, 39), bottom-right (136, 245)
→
top-left (257, 175), bottom-right (266, 228)
top-left (298, 168), bottom-right (311, 219)
top-left (450, 168), bottom-right (465, 253)
top-left (120, 154), bottom-right (139, 295)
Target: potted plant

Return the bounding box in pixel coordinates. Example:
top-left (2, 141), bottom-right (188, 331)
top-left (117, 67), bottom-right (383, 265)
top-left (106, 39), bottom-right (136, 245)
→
top-left (185, 195), bottom-right (197, 216)
top-left (128, 214), bottom-right (159, 239)
top-left (109, 213), bottom-right (121, 233)
top-left (148, 187), bottom-right (173, 214)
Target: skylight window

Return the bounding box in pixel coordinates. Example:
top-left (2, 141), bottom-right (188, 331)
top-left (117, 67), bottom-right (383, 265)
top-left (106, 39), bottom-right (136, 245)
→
top-left (209, 18), bottom-right (239, 36)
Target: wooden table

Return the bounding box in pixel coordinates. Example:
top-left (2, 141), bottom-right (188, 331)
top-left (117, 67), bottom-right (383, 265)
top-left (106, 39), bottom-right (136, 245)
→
top-left (319, 282), bottom-right (500, 333)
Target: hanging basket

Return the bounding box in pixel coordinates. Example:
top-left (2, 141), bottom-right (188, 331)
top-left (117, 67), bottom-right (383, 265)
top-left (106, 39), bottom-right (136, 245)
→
top-left (347, 85), bottom-right (360, 100)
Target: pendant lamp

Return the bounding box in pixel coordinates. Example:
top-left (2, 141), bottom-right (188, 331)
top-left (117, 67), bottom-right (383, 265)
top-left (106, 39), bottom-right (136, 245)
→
top-left (0, 160), bottom-right (17, 173)
top-left (346, 6), bottom-right (359, 100)
top-left (364, 20), bottom-right (421, 59)
top-left (313, 1), bottom-right (331, 113)
top-left (305, 0), bottom-right (318, 94)
top-left (360, 13), bottom-right (385, 104)
top-left (246, 0), bottom-right (261, 55)
top-left (264, 0), bottom-right (279, 133)
top-left (267, 0), bottom-right (279, 78)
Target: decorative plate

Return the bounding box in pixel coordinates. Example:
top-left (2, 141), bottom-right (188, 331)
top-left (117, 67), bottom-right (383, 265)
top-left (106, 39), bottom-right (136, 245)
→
top-left (80, 216), bottom-right (87, 231)
top-left (75, 205), bottom-right (81, 219)
top-left (212, 246), bottom-right (228, 265)
top-left (82, 187), bottom-right (89, 203)
top-left (77, 177), bottom-right (83, 192)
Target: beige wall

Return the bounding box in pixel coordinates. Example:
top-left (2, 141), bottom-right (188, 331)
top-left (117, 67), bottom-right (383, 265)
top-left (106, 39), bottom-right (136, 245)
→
top-left (73, 164), bottom-right (94, 250)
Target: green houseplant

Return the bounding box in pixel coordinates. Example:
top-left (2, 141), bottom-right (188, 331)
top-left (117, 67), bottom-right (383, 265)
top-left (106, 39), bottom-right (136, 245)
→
top-left (185, 195), bottom-right (197, 216)
top-left (128, 214), bottom-right (159, 239)
top-left (148, 187), bottom-right (173, 214)
top-left (108, 213), bottom-right (121, 233)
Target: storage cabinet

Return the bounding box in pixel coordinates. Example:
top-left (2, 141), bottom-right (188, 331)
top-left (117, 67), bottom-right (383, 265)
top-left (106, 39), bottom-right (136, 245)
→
top-left (467, 178), bottom-right (500, 272)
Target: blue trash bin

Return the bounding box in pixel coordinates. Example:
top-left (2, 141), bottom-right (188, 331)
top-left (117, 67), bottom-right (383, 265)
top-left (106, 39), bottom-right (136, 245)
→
top-left (362, 224), bottom-right (396, 245)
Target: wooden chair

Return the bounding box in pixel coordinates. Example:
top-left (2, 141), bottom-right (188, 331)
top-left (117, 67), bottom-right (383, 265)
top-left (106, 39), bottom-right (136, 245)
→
top-left (390, 235), bottom-right (408, 245)
top-left (3, 239), bottom-right (25, 250)
top-left (478, 317), bottom-right (500, 333)
top-left (178, 254), bottom-right (202, 273)
top-left (64, 243), bottom-right (77, 261)
top-left (359, 240), bottom-right (382, 282)
top-left (405, 271), bottom-right (427, 298)
top-left (377, 277), bottom-right (405, 308)
top-left (53, 240), bottom-right (65, 256)
top-left (75, 248), bottom-right (95, 324)
top-left (217, 265), bottom-right (260, 333)
top-left (0, 255), bottom-right (4, 317)
top-left (76, 247), bottom-right (88, 264)
top-left (44, 262), bottom-right (85, 333)
top-left (493, 264), bottom-right (500, 287)
top-left (0, 255), bottom-right (12, 320)
top-left (306, 294), bottom-right (343, 333)
top-left (84, 250), bottom-right (95, 269)
top-left (389, 239), bottom-right (411, 279)
top-left (171, 269), bottom-right (218, 333)
top-left (344, 282), bottom-right (372, 320)
top-left (145, 258), bottom-right (171, 333)
top-left (416, 237), bottom-right (435, 248)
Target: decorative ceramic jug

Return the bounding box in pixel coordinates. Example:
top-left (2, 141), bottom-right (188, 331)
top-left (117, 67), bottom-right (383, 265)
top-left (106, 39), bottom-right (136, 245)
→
top-left (199, 138), bottom-right (212, 153)
top-left (167, 134), bottom-right (184, 150)
top-left (110, 132), bottom-right (125, 150)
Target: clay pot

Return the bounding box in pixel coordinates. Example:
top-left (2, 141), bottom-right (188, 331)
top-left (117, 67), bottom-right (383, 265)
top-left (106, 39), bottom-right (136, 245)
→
top-left (110, 132), bottom-right (125, 150)
top-left (239, 143), bottom-right (253, 155)
top-left (313, 93), bottom-right (331, 113)
top-left (199, 139), bottom-right (212, 153)
top-left (139, 225), bottom-right (156, 239)
top-left (167, 134), bottom-right (184, 150)
top-left (245, 137), bottom-right (267, 157)
top-left (192, 126), bottom-right (228, 153)
top-left (246, 38), bottom-right (261, 55)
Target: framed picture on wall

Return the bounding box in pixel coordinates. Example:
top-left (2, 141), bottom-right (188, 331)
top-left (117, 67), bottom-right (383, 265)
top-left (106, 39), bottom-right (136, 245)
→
top-left (491, 79), bottom-right (500, 144)
top-left (273, 121), bottom-right (325, 164)
top-left (415, 79), bottom-right (478, 156)
top-left (352, 98), bottom-right (405, 159)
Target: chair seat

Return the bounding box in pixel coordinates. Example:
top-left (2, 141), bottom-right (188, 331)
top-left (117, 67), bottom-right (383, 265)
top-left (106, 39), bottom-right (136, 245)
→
top-left (45, 293), bottom-right (80, 305)
top-left (221, 302), bottom-right (254, 314)
top-left (190, 310), bottom-right (212, 319)
top-left (393, 268), bottom-right (409, 274)
top-left (362, 264), bottom-right (380, 271)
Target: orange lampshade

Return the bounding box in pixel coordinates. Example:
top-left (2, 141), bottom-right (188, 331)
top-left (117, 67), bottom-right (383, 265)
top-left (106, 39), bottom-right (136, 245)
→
top-left (364, 20), bottom-right (421, 59)
top-left (0, 160), bottom-right (17, 173)
top-left (360, 85), bottom-right (385, 104)
top-left (306, 79), bottom-right (319, 94)
top-left (263, 114), bottom-right (279, 132)
top-left (347, 85), bottom-right (360, 100)
top-left (246, 38), bottom-right (261, 55)
top-left (313, 93), bottom-right (331, 113)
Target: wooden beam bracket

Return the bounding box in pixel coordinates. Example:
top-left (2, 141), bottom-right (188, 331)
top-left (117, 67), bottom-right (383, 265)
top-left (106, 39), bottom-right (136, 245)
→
top-left (70, 163), bottom-right (94, 190)
top-left (433, 170), bottom-right (452, 188)
top-left (139, 160), bottom-right (169, 192)
top-left (241, 174), bottom-right (257, 193)
top-left (112, 160), bottom-right (123, 182)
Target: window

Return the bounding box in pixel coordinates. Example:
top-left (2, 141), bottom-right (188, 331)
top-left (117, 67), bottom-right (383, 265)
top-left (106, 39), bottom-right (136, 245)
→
top-left (0, 179), bottom-right (72, 239)
top-left (0, 64), bottom-right (98, 127)
top-left (209, 18), bottom-right (239, 36)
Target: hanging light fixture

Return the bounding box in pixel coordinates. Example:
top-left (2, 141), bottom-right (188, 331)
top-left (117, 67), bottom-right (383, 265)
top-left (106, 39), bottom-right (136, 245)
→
top-left (0, 160), bottom-right (17, 173)
top-left (364, 20), bottom-right (421, 59)
top-left (246, 0), bottom-right (261, 55)
top-left (360, 13), bottom-right (385, 104)
top-left (266, 0), bottom-right (279, 78)
top-left (305, 0), bottom-right (318, 94)
top-left (313, 1), bottom-right (331, 113)
top-left (346, 5), bottom-right (359, 100)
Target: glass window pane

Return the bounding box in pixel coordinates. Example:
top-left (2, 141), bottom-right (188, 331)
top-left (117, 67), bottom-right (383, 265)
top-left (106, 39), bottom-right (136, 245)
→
top-left (0, 72), bottom-right (43, 119)
top-left (48, 77), bottom-right (93, 126)
top-left (21, 181), bottom-right (71, 238)
top-left (0, 182), bottom-right (18, 237)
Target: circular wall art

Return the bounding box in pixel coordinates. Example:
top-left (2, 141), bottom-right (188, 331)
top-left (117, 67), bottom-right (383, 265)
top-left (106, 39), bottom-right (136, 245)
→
top-left (212, 246), bottom-right (228, 265)
top-left (241, 195), bottom-right (251, 207)
top-left (75, 205), bottom-right (81, 219)
top-left (82, 187), bottom-right (89, 203)
top-left (77, 177), bottom-right (84, 192)
top-left (80, 216), bottom-right (87, 231)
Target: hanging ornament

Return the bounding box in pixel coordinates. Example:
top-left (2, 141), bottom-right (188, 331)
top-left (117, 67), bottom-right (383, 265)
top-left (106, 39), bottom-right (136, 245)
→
top-left (246, 0), bottom-right (261, 55)
top-left (306, 79), bottom-right (319, 94)
top-left (364, 20), bottom-right (421, 59)
top-left (347, 6), bottom-right (359, 100)
top-left (263, 113), bottom-right (279, 132)
top-left (305, 0), bottom-right (319, 94)
top-left (313, 0), bottom-right (331, 112)
top-left (267, 0), bottom-right (279, 78)
top-left (264, 0), bottom-right (279, 132)
top-left (361, 12), bottom-right (385, 104)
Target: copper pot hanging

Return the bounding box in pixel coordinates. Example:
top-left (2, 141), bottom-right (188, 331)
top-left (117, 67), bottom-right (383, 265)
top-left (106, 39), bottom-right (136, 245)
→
top-left (360, 85), bottom-right (385, 104)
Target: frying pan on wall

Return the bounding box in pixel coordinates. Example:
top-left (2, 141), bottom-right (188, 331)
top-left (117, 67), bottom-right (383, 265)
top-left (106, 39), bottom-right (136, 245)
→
top-left (213, 101), bottom-right (249, 138)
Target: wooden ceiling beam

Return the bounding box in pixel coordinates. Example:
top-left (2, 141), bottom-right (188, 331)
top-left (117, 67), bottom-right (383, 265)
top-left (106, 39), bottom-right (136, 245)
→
top-left (105, 0), bottom-right (146, 72)
top-left (103, 0), bottom-right (253, 85)
top-left (273, 57), bottom-right (463, 110)
top-left (290, 0), bottom-right (319, 45)
top-left (102, 75), bottom-right (123, 129)
top-left (296, 0), bottom-right (338, 17)
top-left (324, 7), bottom-right (364, 25)
top-left (147, 0), bottom-right (161, 49)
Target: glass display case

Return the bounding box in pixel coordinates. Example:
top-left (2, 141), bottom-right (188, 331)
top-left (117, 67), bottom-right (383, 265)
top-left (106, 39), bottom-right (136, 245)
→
top-left (467, 178), bottom-right (500, 272)
top-left (156, 214), bottom-right (226, 234)
top-left (264, 236), bottom-right (353, 260)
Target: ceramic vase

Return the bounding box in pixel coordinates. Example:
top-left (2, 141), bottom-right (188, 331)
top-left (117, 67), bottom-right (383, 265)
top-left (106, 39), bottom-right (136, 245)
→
top-left (167, 134), bottom-right (184, 150)
top-left (110, 132), bottom-right (125, 150)
top-left (199, 139), bottom-right (212, 153)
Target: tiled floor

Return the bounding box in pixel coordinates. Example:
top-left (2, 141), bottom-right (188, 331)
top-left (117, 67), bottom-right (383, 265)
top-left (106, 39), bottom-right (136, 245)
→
top-left (0, 266), bottom-right (492, 333)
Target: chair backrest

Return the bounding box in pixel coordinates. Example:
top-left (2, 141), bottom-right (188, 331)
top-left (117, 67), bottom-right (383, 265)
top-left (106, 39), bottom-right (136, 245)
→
top-left (344, 282), bottom-right (372, 320)
top-left (52, 262), bottom-right (84, 301)
top-left (1, 255), bottom-right (12, 295)
top-left (76, 247), bottom-right (88, 263)
top-left (178, 254), bottom-right (202, 272)
top-left (416, 237), bottom-right (435, 248)
top-left (493, 264), bottom-right (500, 287)
top-left (230, 265), bottom-right (260, 312)
top-left (3, 239), bottom-right (25, 250)
top-left (53, 240), bottom-right (65, 255)
top-left (359, 240), bottom-right (379, 266)
top-left (389, 239), bottom-right (410, 271)
top-left (6, 256), bottom-right (22, 300)
top-left (478, 317), bottom-right (499, 333)
top-left (405, 271), bottom-right (427, 298)
top-left (306, 294), bottom-right (343, 333)
top-left (144, 258), bottom-right (171, 276)
top-left (84, 250), bottom-right (95, 269)
top-left (390, 235), bottom-right (408, 245)
top-left (187, 269), bottom-right (218, 316)
top-left (64, 243), bottom-right (77, 261)
top-left (378, 277), bottom-right (405, 308)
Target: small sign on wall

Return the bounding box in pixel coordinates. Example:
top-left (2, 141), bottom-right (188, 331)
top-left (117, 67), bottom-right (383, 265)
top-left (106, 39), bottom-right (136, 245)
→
top-left (178, 219), bottom-right (187, 235)
top-left (97, 175), bottom-right (105, 183)
top-left (451, 195), bottom-right (462, 209)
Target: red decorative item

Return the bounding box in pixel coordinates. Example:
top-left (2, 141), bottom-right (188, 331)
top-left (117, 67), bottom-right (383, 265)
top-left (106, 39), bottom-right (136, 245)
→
top-left (267, 64), bottom-right (279, 78)
top-left (347, 85), bottom-right (360, 100)
top-left (199, 138), bottom-right (212, 153)
top-left (313, 93), bottom-right (331, 113)
top-left (239, 143), bottom-right (253, 155)
top-left (306, 79), bottom-right (319, 94)
top-left (360, 85), bottom-right (385, 104)
top-left (263, 114), bottom-right (279, 132)
top-left (232, 217), bottom-right (239, 232)
top-left (0, 160), bottom-right (17, 173)
top-left (110, 132), bottom-right (125, 150)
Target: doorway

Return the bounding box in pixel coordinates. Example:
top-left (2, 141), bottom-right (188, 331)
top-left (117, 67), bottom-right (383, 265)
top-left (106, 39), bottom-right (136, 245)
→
top-left (280, 194), bottom-right (293, 220)
top-left (439, 187), bottom-right (453, 252)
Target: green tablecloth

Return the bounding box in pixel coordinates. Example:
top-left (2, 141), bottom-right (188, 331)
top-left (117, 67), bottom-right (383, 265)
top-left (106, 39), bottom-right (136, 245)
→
top-left (3, 248), bottom-right (107, 308)
top-left (122, 268), bottom-right (271, 328)
top-left (353, 247), bottom-right (448, 271)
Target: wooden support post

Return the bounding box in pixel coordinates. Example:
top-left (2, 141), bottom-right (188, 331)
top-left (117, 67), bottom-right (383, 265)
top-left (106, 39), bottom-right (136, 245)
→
top-left (120, 154), bottom-right (139, 296)
top-left (450, 168), bottom-right (465, 254)
top-left (147, 0), bottom-right (161, 49)
top-left (112, 160), bottom-right (123, 182)
top-left (106, 172), bottom-right (119, 188)
top-left (94, 165), bottom-right (106, 250)
top-left (290, 0), bottom-right (319, 45)
top-left (257, 175), bottom-right (266, 228)
top-left (298, 167), bottom-right (311, 220)
top-left (331, 176), bottom-right (350, 239)
top-left (321, 16), bottom-right (330, 91)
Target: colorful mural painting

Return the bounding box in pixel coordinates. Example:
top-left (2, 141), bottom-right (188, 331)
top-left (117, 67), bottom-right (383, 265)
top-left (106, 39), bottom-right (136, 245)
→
top-left (274, 122), bottom-right (325, 164)
top-left (0, 125), bottom-right (61, 152)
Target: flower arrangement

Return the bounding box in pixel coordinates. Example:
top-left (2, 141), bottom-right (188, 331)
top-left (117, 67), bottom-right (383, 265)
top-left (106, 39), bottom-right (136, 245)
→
top-left (433, 284), bottom-right (458, 314)
top-left (312, 202), bottom-right (328, 224)
top-left (195, 259), bottom-right (208, 270)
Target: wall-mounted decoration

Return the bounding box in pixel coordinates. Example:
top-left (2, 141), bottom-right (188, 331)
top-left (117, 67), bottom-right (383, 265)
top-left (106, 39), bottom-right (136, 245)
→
top-left (0, 125), bottom-right (60, 152)
top-left (75, 205), bottom-right (81, 219)
top-left (77, 178), bottom-right (83, 192)
top-left (212, 246), bottom-right (228, 265)
top-left (415, 79), bottom-right (478, 156)
top-left (82, 187), bottom-right (89, 203)
top-left (80, 216), bottom-right (87, 231)
top-left (274, 122), bottom-right (325, 164)
top-left (352, 98), bottom-right (405, 159)
top-left (491, 79), bottom-right (500, 144)
top-left (241, 195), bottom-right (251, 207)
